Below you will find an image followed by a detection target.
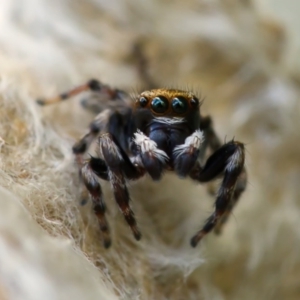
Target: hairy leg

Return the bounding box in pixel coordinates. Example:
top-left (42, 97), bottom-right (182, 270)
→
top-left (36, 79), bottom-right (125, 106)
top-left (80, 145), bottom-right (145, 247)
top-left (214, 168), bottom-right (247, 234)
top-left (81, 160), bottom-right (111, 248)
top-left (190, 140), bottom-right (246, 247)
top-left (71, 108), bottom-right (112, 204)
top-left (98, 133), bottom-right (144, 240)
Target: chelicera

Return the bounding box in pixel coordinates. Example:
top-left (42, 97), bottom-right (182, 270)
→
top-left (37, 79), bottom-right (247, 248)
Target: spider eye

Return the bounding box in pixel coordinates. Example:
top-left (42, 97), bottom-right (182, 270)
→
top-left (151, 96), bottom-right (169, 113)
top-left (190, 97), bottom-right (199, 108)
top-left (172, 96), bottom-right (188, 114)
top-left (139, 97), bottom-right (148, 107)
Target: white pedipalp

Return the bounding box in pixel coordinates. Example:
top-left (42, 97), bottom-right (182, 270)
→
top-left (173, 130), bottom-right (204, 158)
top-left (133, 130), bottom-right (169, 163)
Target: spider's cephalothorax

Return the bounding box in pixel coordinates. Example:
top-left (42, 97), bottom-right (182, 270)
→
top-left (132, 88), bottom-right (203, 179)
top-left (37, 79), bottom-right (247, 248)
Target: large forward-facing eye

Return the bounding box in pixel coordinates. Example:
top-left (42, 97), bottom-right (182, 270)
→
top-left (172, 96), bottom-right (188, 114)
top-left (151, 96), bottom-right (169, 113)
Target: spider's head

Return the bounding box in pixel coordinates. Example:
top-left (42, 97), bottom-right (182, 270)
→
top-left (133, 88), bottom-right (201, 131)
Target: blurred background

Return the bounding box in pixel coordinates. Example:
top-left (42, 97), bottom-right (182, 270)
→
top-left (0, 0), bottom-right (300, 299)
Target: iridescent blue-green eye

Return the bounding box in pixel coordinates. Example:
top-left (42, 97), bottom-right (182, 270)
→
top-left (151, 96), bottom-right (169, 113)
top-left (172, 96), bottom-right (188, 114)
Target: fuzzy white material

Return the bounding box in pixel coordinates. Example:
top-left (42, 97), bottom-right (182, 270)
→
top-left (0, 1), bottom-right (300, 299)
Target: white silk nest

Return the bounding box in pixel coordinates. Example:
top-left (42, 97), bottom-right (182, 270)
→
top-left (0, 1), bottom-right (300, 299)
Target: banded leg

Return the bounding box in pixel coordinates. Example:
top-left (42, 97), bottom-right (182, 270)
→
top-left (81, 161), bottom-right (111, 248)
top-left (98, 133), bottom-right (143, 240)
top-left (190, 140), bottom-right (246, 247)
top-left (81, 146), bottom-right (143, 246)
top-left (72, 109), bottom-right (111, 204)
top-left (72, 109), bottom-right (111, 157)
top-left (214, 167), bottom-right (247, 234)
top-left (36, 79), bottom-right (125, 106)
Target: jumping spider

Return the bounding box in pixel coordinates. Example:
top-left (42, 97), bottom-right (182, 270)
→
top-left (37, 79), bottom-right (247, 248)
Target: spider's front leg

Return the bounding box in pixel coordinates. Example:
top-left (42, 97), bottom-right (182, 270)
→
top-left (190, 140), bottom-right (247, 247)
top-left (80, 133), bottom-right (144, 247)
top-left (96, 133), bottom-right (144, 241)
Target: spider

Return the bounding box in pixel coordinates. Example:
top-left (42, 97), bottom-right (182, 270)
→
top-left (37, 79), bottom-right (247, 248)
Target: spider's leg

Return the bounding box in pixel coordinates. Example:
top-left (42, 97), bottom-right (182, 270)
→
top-left (69, 109), bottom-right (111, 204)
top-left (36, 79), bottom-right (124, 105)
top-left (200, 115), bottom-right (222, 153)
top-left (132, 130), bottom-right (169, 180)
top-left (198, 115), bottom-right (224, 195)
top-left (73, 109), bottom-right (111, 157)
top-left (189, 140), bottom-right (246, 247)
top-left (81, 158), bottom-right (111, 248)
top-left (214, 167), bottom-right (247, 234)
top-left (81, 144), bottom-right (143, 247)
top-left (98, 133), bottom-right (144, 240)
top-left (173, 130), bottom-right (204, 177)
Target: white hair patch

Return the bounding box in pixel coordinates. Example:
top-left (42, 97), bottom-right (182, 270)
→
top-left (153, 117), bottom-right (186, 125)
top-left (226, 147), bottom-right (244, 172)
top-left (173, 130), bottom-right (204, 158)
top-left (133, 130), bottom-right (169, 163)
